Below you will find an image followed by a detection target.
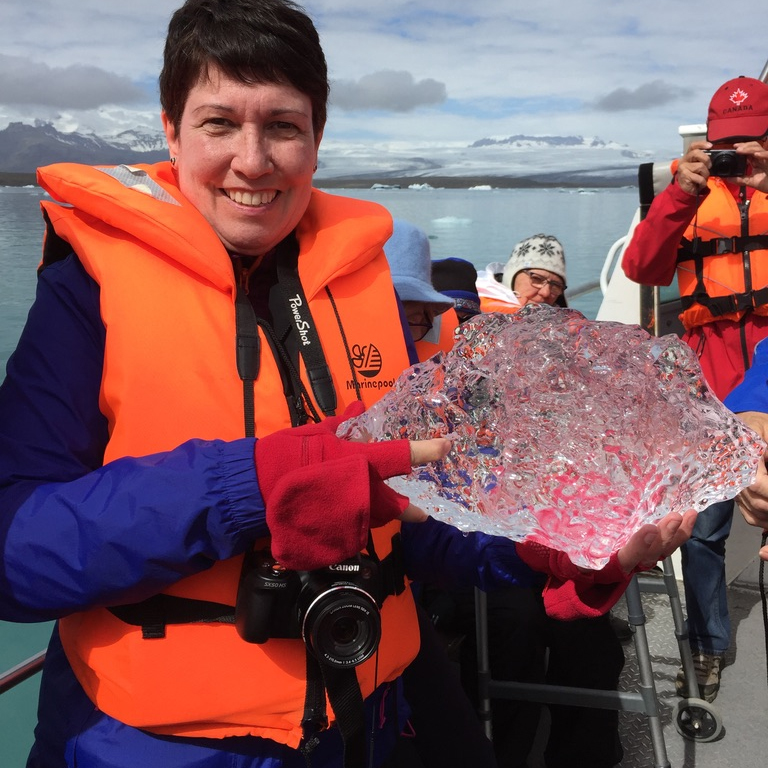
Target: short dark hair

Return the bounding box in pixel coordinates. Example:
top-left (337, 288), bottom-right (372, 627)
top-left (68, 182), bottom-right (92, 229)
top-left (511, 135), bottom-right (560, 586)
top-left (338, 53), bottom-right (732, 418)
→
top-left (160, 0), bottom-right (329, 136)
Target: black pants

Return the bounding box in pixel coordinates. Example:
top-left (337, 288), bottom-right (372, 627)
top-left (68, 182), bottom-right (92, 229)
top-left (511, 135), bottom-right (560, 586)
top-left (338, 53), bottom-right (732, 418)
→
top-left (399, 603), bottom-right (498, 768)
top-left (447, 585), bottom-right (625, 768)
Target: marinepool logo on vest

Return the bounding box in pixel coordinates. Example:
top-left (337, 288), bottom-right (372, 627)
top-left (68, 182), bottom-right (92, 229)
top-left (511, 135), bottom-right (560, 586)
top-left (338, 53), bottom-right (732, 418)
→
top-left (349, 342), bottom-right (393, 391)
top-left (351, 343), bottom-right (382, 378)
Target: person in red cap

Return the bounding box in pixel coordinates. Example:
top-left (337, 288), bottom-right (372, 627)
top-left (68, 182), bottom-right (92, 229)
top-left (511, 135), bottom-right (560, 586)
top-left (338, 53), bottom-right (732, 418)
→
top-left (622, 74), bottom-right (768, 703)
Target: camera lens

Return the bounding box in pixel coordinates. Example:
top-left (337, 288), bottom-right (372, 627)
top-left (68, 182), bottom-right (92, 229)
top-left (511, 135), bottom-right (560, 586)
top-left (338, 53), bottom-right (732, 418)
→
top-left (712, 154), bottom-right (732, 174)
top-left (331, 615), bottom-right (359, 645)
top-left (301, 586), bottom-right (382, 668)
top-left (707, 149), bottom-right (746, 177)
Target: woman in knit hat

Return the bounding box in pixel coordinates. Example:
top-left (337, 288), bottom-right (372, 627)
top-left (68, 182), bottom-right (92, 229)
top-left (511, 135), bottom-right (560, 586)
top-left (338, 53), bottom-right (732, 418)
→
top-left (476, 234), bottom-right (568, 313)
top-left (501, 233), bottom-right (568, 308)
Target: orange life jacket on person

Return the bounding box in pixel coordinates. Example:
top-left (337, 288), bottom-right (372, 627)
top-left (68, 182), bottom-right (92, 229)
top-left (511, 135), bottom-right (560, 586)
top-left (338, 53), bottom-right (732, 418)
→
top-left (671, 159), bottom-right (768, 329)
top-left (415, 306), bottom-right (459, 359)
top-left (479, 296), bottom-right (522, 314)
top-left (476, 265), bottom-right (523, 314)
top-left (37, 162), bottom-right (419, 748)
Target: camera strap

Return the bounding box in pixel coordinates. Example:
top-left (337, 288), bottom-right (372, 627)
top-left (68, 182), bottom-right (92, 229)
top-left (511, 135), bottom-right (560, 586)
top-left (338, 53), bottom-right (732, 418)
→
top-left (300, 650), bottom-right (367, 768)
top-left (108, 594), bottom-right (235, 638)
top-left (107, 534), bottom-right (408, 637)
top-left (273, 234), bottom-right (338, 417)
top-left (299, 651), bottom-right (329, 759)
top-left (235, 281), bottom-right (324, 430)
top-left (234, 286), bottom-right (260, 437)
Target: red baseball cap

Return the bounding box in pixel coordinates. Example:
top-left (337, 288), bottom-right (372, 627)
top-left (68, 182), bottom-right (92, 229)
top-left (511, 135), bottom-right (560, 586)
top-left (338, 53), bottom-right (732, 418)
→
top-left (707, 76), bottom-right (768, 143)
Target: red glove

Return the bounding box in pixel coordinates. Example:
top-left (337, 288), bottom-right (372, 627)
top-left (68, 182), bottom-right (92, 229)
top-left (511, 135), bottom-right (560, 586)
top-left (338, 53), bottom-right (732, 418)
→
top-left (516, 541), bottom-right (633, 620)
top-left (255, 402), bottom-right (413, 570)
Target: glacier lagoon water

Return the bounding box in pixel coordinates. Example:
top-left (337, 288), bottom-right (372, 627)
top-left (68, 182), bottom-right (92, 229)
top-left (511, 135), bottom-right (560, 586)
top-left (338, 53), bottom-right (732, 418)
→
top-left (0, 184), bottom-right (639, 367)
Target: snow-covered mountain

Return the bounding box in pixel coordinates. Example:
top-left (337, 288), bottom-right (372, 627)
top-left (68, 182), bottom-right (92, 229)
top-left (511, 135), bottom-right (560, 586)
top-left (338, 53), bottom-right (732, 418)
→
top-left (0, 122), bottom-right (657, 186)
top-left (104, 128), bottom-right (168, 154)
top-left (316, 134), bottom-right (654, 186)
top-left (0, 121), bottom-right (168, 173)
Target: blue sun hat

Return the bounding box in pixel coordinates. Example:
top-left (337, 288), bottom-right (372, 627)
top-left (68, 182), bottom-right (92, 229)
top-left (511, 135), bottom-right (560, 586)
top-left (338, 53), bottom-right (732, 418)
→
top-left (384, 220), bottom-right (454, 311)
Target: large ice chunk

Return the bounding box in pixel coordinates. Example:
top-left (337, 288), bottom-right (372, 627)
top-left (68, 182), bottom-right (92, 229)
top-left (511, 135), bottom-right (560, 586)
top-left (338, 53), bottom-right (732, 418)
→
top-left (338, 305), bottom-right (765, 569)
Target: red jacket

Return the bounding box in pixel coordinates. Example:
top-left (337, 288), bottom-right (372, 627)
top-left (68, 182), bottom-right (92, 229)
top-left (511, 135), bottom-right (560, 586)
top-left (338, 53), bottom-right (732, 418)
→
top-left (622, 176), bottom-right (768, 400)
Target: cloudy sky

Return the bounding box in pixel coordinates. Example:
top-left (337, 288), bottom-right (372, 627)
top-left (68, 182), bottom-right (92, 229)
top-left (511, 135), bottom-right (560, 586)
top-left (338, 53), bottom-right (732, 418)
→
top-left (1, 0), bottom-right (766, 158)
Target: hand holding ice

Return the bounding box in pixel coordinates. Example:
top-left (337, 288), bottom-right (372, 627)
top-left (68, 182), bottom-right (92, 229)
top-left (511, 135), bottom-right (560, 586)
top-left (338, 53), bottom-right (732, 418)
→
top-left (338, 306), bottom-right (766, 569)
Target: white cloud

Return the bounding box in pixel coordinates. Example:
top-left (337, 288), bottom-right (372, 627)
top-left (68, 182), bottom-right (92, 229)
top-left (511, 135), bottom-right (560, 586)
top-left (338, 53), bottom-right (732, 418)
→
top-left (0, 54), bottom-right (148, 109)
top-left (0, 0), bottom-right (765, 158)
top-left (331, 71), bottom-right (446, 111)
top-left (594, 80), bottom-right (689, 112)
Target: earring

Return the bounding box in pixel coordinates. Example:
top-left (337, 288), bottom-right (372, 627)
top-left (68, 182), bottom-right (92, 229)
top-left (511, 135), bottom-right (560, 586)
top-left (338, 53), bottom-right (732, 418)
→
top-left (170, 157), bottom-right (177, 166)
top-left (313, 163), bottom-right (317, 172)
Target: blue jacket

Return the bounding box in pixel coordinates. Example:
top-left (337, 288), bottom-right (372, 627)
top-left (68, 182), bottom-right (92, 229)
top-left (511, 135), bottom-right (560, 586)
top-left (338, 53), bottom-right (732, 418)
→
top-left (0, 254), bottom-right (537, 768)
top-left (724, 336), bottom-right (768, 413)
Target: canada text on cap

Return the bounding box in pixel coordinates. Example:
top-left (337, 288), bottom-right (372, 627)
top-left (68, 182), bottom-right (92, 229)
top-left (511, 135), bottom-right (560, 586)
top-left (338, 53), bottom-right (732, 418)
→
top-left (707, 76), bottom-right (768, 143)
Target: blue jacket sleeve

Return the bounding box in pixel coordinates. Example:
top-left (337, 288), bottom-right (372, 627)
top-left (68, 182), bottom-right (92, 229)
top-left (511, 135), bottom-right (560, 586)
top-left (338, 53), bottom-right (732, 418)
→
top-left (0, 255), bottom-right (268, 623)
top-left (400, 516), bottom-right (543, 591)
top-left (724, 337), bottom-right (768, 413)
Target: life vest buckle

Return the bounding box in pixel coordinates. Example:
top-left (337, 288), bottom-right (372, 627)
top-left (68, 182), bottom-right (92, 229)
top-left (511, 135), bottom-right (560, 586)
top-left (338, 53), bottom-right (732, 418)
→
top-left (752, 286), bottom-right (768, 308)
top-left (734, 292), bottom-right (755, 312)
top-left (714, 236), bottom-right (738, 255)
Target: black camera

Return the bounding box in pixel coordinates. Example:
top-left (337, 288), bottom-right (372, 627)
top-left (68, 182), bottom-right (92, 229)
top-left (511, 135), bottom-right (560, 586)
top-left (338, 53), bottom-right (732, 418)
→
top-left (235, 548), bottom-right (383, 668)
top-left (705, 149), bottom-right (748, 178)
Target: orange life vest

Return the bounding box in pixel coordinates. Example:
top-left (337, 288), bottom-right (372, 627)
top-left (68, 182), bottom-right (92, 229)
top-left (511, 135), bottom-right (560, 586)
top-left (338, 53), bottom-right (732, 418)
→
top-left (478, 296), bottom-right (522, 314)
top-left (672, 161), bottom-right (768, 329)
top-left (37, 162), bottom-right (420, 747)
top-left (415, 306), bottom-right (459, 359)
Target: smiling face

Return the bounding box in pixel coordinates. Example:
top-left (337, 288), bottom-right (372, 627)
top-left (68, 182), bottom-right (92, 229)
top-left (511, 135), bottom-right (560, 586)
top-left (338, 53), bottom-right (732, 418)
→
top-left (163, 65), bottom-right (322, 257)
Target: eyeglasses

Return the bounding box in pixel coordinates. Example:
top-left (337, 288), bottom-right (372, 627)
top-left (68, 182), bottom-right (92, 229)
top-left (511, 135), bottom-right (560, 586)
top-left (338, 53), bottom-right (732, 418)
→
top-left (405, 307), bottom-right (436, 342)
top-left (408, 320), bottom-right (433, 342)
top-left (522, 269), bottom-right (567, 297)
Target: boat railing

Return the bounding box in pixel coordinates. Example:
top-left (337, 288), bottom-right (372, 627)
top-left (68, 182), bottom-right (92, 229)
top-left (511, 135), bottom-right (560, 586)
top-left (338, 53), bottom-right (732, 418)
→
top-left (0, 650), bottom-right (46, 695)
top-left (599, 234), bottom-right (629, 297)
top-left (564, 279), bottom-right (601, 301)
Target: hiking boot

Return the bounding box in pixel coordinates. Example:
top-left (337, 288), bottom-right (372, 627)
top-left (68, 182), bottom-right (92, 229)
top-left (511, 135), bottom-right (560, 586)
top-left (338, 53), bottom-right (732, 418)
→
top-left (675, 652), bottom-right (724, 703)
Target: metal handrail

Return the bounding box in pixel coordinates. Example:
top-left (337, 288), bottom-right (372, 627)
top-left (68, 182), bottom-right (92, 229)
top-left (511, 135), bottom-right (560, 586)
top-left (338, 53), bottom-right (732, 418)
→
top-left (0, 650), bottom-right (46, 695)
top-left (564, 279), bottom-right (600, 301)
top-left (599, 234), bottom-right (629, 296)
top-left (760, 58), bottom-right (768, 83)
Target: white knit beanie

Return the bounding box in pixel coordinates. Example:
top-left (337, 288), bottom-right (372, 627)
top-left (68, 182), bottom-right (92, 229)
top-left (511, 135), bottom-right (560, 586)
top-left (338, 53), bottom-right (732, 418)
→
top-left (501, 234), bottom-right (566, 290)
